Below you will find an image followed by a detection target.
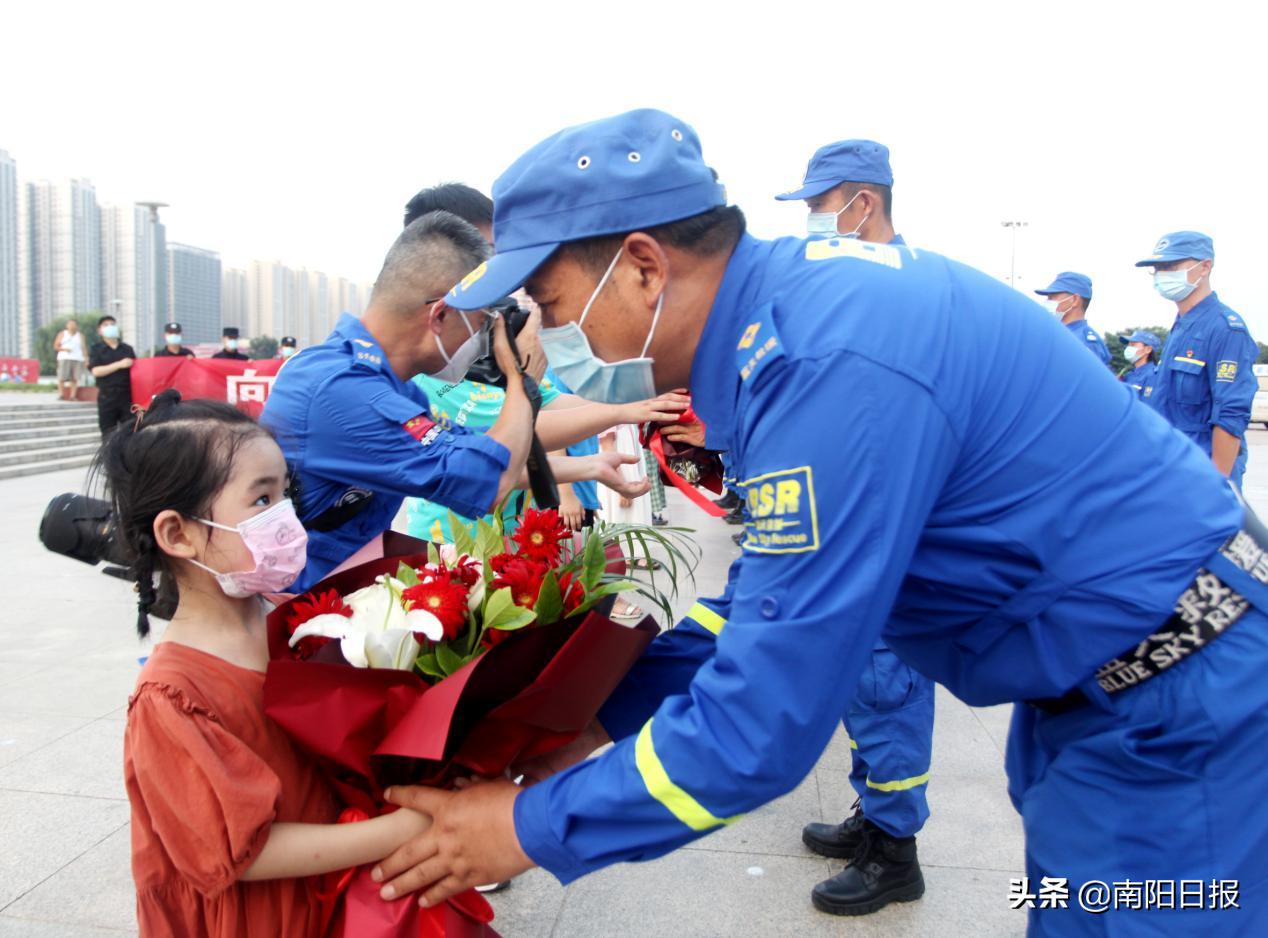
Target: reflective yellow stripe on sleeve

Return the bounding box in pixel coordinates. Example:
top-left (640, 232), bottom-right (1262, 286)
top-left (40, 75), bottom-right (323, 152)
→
top-left (634, 719), bottom-right (742, 831)
top-left (866, 771), bottom-right (931, 792)
top-left (685, 602), bottom-right (726, 636)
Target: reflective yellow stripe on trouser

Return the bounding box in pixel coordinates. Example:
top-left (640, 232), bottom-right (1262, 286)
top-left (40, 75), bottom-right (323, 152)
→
top-left (866, 771), bottom-right (931, 792)
top-left (635, 719), bottom-right (742, 831)
top-left (685, 602), bottom-right (726, 636)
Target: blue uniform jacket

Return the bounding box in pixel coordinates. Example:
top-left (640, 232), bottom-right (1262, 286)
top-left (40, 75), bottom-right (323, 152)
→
top-left (1124, 361), bottom-right (1158, 400)
top-left (261, 314), bottom-right (510, 590)
top-left (1064, 318), bottom-right (1110, 365)
top-left (1146, 292), bottom-right (1257, 456)
top-left (511, 234), bottom-right (1243, 884)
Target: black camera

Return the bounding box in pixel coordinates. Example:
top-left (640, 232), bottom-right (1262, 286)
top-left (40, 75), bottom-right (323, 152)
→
top-left (39, 493), bottom-right (177, 619)
top-left (463, 298), bottom-right (531, 387)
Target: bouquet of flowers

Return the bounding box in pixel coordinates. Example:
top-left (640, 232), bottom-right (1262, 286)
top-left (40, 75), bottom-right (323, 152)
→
top-left (263, 508), bottom-right (697, 937)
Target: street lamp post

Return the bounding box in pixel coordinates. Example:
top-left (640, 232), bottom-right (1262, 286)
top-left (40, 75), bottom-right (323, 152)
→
top-left (1001, 221), bottom-right (1028, 288)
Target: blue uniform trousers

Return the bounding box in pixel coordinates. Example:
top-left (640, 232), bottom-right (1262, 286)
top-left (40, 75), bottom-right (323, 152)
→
top-left (1006, 605), bottom-right (1268, 936)
top-left (844, 645), bottom-right (935, 838)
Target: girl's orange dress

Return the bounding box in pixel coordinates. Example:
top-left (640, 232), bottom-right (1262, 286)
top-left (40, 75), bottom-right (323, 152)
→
top-left (124, 641), bottom-right (338, 937)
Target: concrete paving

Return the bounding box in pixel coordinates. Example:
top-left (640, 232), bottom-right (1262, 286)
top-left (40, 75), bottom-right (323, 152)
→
top-left (5, 430), bottom-right (1268, 936)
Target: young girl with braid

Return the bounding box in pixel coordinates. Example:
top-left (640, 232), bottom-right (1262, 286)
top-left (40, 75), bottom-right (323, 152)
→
top-left (100, 390), bottom-right (429, 937)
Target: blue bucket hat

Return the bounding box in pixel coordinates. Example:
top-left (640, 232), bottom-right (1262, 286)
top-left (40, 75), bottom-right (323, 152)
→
top-left (774, 139), bottom-right (893, 202)
top-left (1134, 231), bottom-right (1214, 267)
top-left (1124, 330), bottom-right (1161, 350)
top-left (1034, 272), bottom-right (1093, 301)
top-left (445, 109), bottom-right (727, 311)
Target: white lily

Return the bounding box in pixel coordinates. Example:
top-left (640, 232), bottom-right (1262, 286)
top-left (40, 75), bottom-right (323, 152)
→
top-left (438, 544), bottom-right (486, 612)
top-left (286, 581), bottom-right (445, 669)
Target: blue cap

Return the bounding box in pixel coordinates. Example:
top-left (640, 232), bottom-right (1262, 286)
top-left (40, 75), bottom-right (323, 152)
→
top-left (1134, 230), bottom-right (1214, 267)
top-left (445, 109), bottom-right (727, 310)
top-left (774, 139), bottom-right (893, 201)
top-left (1124, 330), bottom-right (1161, 350)
top-left (1034, 272), bottom-right (1093, 300)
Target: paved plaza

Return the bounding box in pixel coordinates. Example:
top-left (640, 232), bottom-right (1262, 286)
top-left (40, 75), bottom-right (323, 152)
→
top-left (4, 409), bottom-right (1268, 937)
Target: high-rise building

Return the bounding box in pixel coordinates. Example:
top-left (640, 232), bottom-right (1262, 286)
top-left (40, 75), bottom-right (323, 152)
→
top-left (101, 202), bottom-right (166, 354)
top-left (167, 243), bottom-right (221, 344)
top-left (0, 150), bottom-right (17, 356)
top-left (221, 267), bottom-right (248, 337)
top-left (247, 259), bottom-right (292, 341)
top-left (17, 177), bottom-right (102, 355)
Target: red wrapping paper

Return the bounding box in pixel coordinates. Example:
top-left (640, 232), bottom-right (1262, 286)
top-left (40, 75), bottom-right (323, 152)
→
top-left (263, 552), bottom-right (657, 937)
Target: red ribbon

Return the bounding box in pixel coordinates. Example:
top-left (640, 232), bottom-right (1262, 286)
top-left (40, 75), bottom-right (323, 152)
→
top-left (649, 432), bottom-right (727, 517)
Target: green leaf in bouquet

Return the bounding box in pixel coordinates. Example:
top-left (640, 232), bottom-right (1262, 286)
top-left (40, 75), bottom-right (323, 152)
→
top-left (534, 568), bottom-right (564, 625)
top-left (414, 649), bottom-right (445, 679)
top-left (582, 527), bottom-right (606, 590)
top-left (395, 562), bottom-right (421, 587)
top-left (427, 541), bottom-right (441, 566)
top-left (482, 586), bottom-right (538, 632)
top-left (572, 579), bottom-right (641, 616)
top-left (448, 510), bottom-right (478, 559)
top-left (475, 518), bottom-right (503, 562)
top-left (435, 640), bottom-right (466, 676)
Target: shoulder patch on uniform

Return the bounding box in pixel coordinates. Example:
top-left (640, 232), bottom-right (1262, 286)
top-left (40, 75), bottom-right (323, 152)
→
top-left (738, 466), bottom-right (819, 554)
top-left (1225, 313), bottom-right (1247, 332)
top-left (804, 237), bottom-right (903, 270)
top-left (736, 302), bottom-right (785, 383)
top-left (352, 338), bottom-right (374, 348)
top-left (404, 414), bottom-right (441, 444)
top-left (1216, 360), bottom-right (1239, 383)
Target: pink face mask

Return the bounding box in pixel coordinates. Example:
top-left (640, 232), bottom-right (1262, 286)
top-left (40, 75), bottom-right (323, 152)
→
top-left (191, 498), bottom-right (308, 598)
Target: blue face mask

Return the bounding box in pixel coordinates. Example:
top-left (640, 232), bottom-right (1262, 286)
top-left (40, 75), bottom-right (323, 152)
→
top-left (1154, 264), bottom-right (1203, 302)
top-left (101, 324), bottom-right (120, 340)
top-left (806, 190), bottom-right (865, 239)
top-left (538, 247), bottom-right (663, 404)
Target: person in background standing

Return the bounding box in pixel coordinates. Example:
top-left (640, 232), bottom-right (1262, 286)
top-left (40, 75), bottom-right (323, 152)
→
top-left (88, 314), bottom-right (136, 437)
top-left (1138, 231), bottom-right (1257, 488)
top-left (213, 327), bottom-right (249, 361)
top-left (54, 318), bottom-right (86, 400)
top-left (1034, 272), bottom-right (1110, 366)
top-left (155, 322), bottom-right (195, 358)
top-left (279, 336), bottom-right (299, 360)
top-left (1120, 331), bottom-right (1161, 400)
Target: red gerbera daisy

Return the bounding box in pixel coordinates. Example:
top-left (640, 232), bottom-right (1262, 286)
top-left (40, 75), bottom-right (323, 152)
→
top-left (512, 508), bottom-right (571, 564)
top-left (492, 555), bottom-right (548, 609)
top-left (557, 570), bottom-right (586, 618)
top-left (285, 589), bottom-right (351, 660)
top-left (402, 579), bottom-right (470, 640)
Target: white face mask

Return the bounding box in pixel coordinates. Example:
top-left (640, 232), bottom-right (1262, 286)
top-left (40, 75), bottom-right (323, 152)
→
top-left (1123, 344), bottom-right (1143, 363)
top-left (1044, 297), bottom-right (1076, 319)
top-left (429, 305), bottom-right (489, 383)
top-left (538, 247), bottom-right (663, 404)
top-left (807, 190), bottom-right (867, 239)
top-left (1154, 264), bottom-right (1204, 302)
top-left (165, 333), bottom-right (182, 345)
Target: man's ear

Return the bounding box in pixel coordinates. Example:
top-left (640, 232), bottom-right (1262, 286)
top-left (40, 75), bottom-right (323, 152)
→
top-left (153, 509), bottom-right (200, 561)
top-left (426, 300), bottom-right (447, 336)
top-left (621, 232), bottom-right (670, 306)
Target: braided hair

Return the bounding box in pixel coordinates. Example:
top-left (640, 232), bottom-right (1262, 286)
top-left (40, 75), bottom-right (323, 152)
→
top-left (90, 389), bottom-right (270, 637)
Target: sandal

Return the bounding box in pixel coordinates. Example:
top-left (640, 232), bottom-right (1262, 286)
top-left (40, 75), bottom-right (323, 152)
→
top-left (611, 600), bottom-right (645, 621)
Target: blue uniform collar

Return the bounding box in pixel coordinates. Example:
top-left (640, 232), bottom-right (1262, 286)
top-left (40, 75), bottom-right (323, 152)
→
top-left (1179, 291), bottom-right (1221, 320)
top-left (889, 233), bottom-right (906, 246)
top-left (691, 233), bottom-right (770, 452)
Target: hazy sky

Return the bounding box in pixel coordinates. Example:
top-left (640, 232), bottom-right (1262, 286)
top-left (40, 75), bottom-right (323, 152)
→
top-left (3, 0), bottom-right (1263, 337)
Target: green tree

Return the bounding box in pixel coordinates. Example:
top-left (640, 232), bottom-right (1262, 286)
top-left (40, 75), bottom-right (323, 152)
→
top-left (1256, 342), bottom-right (1268, 365)
top-left (1108, 325), bottom-right (1169, 375)
top-left (35, 312), bottom-right (103, 376)
top-left (249, 335), bottom-right (279, 360)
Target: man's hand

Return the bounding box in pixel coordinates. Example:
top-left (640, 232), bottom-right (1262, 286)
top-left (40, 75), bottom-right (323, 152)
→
top-left (514, 719), bottom-right (612, 785)
top-left (373, 779), bottom-right (534, 908)
top-left (558, 483), bottom-right (585, 531)
top-left (661, 418), bottom-right (706, 449)
top-left (591, 452), bottom-right (651, 499)
top-left (491, 306), bottom-right (547, 383)
top-left (119, 357), bottom-right (135, 370)
top-left (621, 392), bottom-right (691, 426)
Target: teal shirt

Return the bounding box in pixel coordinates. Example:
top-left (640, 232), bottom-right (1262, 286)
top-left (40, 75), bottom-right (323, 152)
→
top-left (405, 373), bottom-right (561, 542)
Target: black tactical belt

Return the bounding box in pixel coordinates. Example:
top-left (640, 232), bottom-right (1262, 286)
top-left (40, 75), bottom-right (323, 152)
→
top-left (1029, 520), bottom-right (1265, 715)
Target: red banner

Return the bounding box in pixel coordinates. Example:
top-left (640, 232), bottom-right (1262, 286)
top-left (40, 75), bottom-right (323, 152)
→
top-left (0, 358), bottom-right (40, 384)
top-left (130, 357), bottom-right (284, 418)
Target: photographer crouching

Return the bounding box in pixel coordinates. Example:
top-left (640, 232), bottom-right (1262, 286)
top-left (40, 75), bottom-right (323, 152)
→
top-left (262, 211), bottom-right (648, 590)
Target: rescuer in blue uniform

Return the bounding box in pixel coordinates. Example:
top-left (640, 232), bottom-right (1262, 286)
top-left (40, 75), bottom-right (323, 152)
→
top-left (1120, 330), bottom-right (1161, 400)
top-left (773, 138), bottom-right (933, 915)
top-left (1138, 231), bottom-right (1256, 490)
top-left (1034, 272), bottom-right (1110, 365)
top-left (375, 111), bottom-right (1268, 937)
top-left (262, 211), bottom-right (646, 590)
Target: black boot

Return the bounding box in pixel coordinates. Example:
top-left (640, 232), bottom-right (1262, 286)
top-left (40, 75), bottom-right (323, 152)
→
top-left (723, 505), bottom-right (745, 525)
top-left (802, 799), bottom-right (868, 859)
top-left (810, 823), bottom-right (924, 916)
top-left (713, 490), bottom-right (740, 510)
